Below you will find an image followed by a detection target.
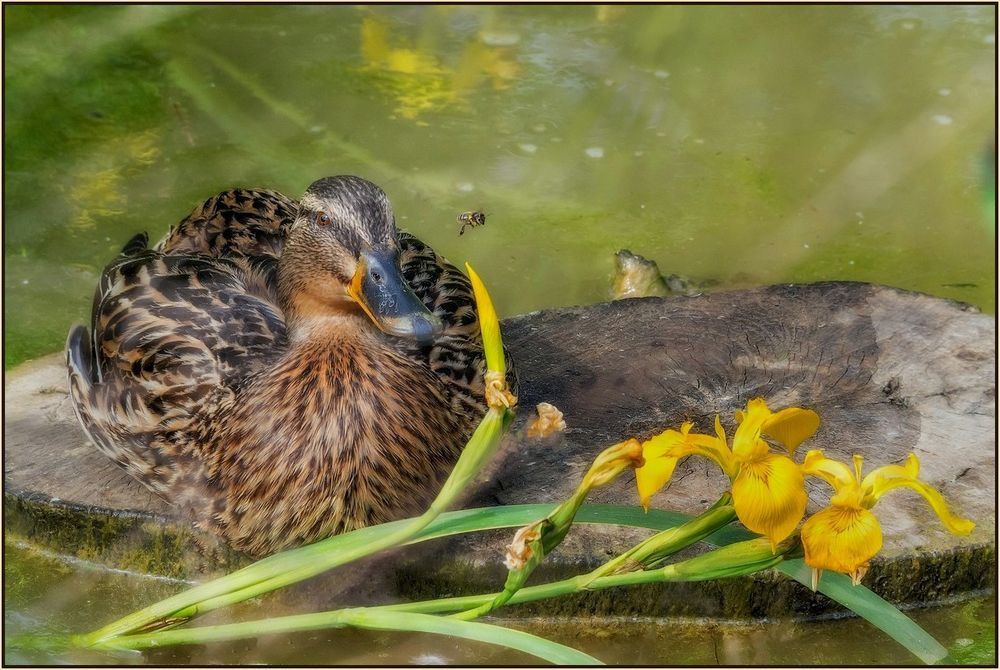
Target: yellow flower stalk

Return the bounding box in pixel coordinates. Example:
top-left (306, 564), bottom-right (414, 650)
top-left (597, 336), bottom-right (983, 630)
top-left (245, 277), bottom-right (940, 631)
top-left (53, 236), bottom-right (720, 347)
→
top-left (635, 398), bottom-right (820, 549)
top-left (800, 450), bottom-right (975, 588)
top-left (466, 263), bottom-right (517, 410)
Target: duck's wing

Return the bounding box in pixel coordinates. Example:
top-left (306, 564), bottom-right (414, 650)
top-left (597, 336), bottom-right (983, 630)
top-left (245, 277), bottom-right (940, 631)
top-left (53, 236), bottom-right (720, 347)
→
top-left (155, 188), bottom-right (298, 258)
top-left (398, 232), bottom-right (519, 415)
top-left (399, 231), bottom-right (478, 339)
top-left (67, 233), bottom-right (287, 493)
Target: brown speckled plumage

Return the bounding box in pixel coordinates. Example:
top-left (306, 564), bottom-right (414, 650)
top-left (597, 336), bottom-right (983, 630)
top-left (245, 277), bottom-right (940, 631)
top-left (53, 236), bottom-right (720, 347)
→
top-left (66, 176), bottom-right (503, 555)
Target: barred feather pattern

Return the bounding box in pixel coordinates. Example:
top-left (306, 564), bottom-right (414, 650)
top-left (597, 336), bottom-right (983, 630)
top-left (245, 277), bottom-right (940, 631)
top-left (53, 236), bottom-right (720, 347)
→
top-left (154, 188), bottom-right (297, 258)
top-left (66, 188), bottom-right (506, 555)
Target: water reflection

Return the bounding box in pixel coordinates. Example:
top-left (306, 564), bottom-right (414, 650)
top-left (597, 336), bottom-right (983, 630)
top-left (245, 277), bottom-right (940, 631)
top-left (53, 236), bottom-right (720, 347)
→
top-left (358, 13), bottom-right (520, 122)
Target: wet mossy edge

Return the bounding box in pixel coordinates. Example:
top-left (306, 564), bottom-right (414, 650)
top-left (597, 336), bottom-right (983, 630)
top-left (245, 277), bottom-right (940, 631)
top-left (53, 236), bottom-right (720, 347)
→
top-left (3, 489), bottom-right (246, 579)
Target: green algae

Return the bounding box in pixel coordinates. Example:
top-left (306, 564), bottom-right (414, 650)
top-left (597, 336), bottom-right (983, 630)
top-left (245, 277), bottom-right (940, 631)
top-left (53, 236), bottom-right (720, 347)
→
top-left (3, 493), bottom-right (246, 580)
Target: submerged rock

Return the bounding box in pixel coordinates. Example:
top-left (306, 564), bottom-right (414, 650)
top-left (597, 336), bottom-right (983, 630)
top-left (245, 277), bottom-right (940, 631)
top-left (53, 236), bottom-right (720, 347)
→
top-left (612, 249), bottom-right (709, 299)
top-left (3, 282), bottom-right (995, 617)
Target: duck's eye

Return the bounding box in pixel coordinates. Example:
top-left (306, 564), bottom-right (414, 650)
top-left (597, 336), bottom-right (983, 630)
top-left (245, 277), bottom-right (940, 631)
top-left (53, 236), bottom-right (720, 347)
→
top-left (316, 213), bottom-right (331, 226)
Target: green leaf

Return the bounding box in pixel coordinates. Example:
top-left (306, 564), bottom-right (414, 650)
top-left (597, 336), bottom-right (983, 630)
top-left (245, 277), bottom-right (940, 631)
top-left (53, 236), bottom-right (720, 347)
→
top-left (347, 610), bottom-right (602, 665)
top-left (94, 609), bottom-right (603, 665)
top-left (776, 560), bottom-right (947, 665)
top-left (80, 500), bottom-right (944, 665)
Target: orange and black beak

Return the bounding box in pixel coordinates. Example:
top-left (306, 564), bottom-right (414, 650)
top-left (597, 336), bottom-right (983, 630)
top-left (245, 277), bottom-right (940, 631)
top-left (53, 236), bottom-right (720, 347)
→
top-left (348, 248), bottom-right (443, 344)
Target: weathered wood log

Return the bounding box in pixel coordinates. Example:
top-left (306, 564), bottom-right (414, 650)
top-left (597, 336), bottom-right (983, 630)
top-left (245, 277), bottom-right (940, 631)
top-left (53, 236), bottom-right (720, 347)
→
top-left (4, 282), bottom-right (995, 617)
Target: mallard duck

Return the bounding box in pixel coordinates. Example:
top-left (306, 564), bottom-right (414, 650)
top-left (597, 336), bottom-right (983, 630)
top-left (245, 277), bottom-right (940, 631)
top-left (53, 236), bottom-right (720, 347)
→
top-left (66, 176), bottom-right (500, 555)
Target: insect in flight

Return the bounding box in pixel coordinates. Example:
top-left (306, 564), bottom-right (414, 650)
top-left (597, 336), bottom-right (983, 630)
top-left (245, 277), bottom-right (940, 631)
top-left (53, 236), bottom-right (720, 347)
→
top-left (457, 210), bottom-right (487, 236)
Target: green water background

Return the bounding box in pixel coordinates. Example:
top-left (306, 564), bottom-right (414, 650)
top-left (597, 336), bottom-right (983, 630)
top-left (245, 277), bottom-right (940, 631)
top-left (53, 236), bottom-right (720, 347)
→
top-left (3, 4), bottom-right (996, 368)
top-left (3, 5), bottom-right (996, 664)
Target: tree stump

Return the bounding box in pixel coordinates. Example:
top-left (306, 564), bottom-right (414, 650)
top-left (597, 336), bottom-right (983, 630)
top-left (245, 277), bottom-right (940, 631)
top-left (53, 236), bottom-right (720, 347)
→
top-left (4, 282), bottom-right (994, 618)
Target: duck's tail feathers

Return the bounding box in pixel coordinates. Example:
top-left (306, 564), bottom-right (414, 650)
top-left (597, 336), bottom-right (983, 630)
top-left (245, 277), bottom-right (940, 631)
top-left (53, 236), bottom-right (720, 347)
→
top-left (121, 232), bottom-right (149, 256)
top-left (66, 324), bottom-right (104, 456)
top-left (66, 324), bottom-right (96, 385)
top-left (66, 324), bottom-right (173, 494)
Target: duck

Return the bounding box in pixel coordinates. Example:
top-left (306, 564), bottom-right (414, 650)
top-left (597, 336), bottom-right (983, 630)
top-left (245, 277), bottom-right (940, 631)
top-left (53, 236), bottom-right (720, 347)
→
top-left (66, 175), bottom-right (503, 556)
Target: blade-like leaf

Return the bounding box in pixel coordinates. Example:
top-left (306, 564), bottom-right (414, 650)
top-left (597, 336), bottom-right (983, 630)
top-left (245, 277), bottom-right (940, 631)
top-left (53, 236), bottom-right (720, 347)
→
top-left (777, 560), bottom-right (947, 665)
top-left (348, 610), bottom-right (602, 665)
top-left (81, 500), bottom-right (944, 665)
top-left (94, 609), bottom-right (603, 665)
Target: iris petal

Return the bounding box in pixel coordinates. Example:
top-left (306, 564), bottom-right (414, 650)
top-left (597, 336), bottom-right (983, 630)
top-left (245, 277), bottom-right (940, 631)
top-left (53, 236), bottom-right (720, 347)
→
top-left (801, 505), bottom-right (883, 575)
top-left (731, 398), bottom-right (772, 459)
top-left (732, 453), bottom-right (808, 548)
top-left (762, 407), bottom-right (820, 454)
top-left (635, 429), bottom-right (685, 510)
top-left (686, 432), bottom-right (739, 479)
top-left (861, 454), bottom-right (975, 535)
top-left (635, 422), bottom-right (737, 508)
top-left (635, 454), bottom-right (679, 511)
top-left (802, 449), bottom-right (857, 491)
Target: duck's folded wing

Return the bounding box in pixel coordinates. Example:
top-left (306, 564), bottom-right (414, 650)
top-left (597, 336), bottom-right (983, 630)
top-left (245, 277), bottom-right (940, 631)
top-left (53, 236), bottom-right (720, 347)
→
top-left (398, 232), bottom-right (479, 339)
top-left (155, 188), bottom-right (297, 258)
top-left (93, 250), bottom-right (287, 389)
top-left (67, 242), bottom-right (287, 491)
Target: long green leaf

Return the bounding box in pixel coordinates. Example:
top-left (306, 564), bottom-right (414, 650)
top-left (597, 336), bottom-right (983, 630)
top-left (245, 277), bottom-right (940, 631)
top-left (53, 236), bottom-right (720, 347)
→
top-left (414, 505), bottom-right (945, 665)
top-left (94, 609), bottom-right (602, 665)
top-left (777, 561), bottom-right (947, 665)
top-left (80, 501), bottom-right (943, 664)
top-left (347, 610), bottom-right (603, 666)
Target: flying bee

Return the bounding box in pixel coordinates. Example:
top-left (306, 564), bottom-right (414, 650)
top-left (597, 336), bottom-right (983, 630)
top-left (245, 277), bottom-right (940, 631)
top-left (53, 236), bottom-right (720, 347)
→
top-left (457, 210), bottom-right (487, 236)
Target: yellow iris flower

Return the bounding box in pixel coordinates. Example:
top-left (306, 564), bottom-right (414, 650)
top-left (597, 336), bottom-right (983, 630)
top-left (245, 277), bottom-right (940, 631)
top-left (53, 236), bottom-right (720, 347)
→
top-left (635, 398), bottom-right (820, 549)
top-left (800, 450), bottom-right (975, 587)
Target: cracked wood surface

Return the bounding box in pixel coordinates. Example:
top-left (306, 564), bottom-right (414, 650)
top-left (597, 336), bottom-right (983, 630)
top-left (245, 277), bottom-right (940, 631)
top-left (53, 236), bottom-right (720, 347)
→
top-left (3, 282), bottom-right (995, 611)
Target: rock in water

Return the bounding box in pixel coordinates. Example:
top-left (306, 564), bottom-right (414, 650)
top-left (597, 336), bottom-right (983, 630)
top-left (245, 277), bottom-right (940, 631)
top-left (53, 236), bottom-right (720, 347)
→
top-left (612, 249), bottom-right (704, 299)
top-left (612, 249), bottom-right (670, 298)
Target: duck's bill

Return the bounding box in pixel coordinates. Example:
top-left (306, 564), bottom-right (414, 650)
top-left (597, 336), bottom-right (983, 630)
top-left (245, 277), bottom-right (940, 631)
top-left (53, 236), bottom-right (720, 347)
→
top-left (348, 248), bottom-right (443, 344)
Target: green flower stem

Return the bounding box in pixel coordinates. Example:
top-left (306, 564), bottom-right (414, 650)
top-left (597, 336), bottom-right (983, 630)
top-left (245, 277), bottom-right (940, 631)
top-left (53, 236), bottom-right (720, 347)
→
top-left (585, 493), bottom-right (736, 581)
top-left (390, 538), bottom-right (785, 617)
top-left (454, 487), bottom-right (734, 622)
top-left (78, 407), bottom-right (513, 646)
top-left (95, 538), bottom-right (792, 653)
top-left (452, 447), bottom-right (642, 622)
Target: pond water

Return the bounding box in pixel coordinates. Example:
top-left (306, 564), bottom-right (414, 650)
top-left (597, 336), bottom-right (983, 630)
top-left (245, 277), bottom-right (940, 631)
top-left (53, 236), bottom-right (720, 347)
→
top-left (3, 540), bottom-right (996, 665)
top-left (3, 4), bottom-right (996, 368)
top-left (3, 4), bottom-right (996, 665)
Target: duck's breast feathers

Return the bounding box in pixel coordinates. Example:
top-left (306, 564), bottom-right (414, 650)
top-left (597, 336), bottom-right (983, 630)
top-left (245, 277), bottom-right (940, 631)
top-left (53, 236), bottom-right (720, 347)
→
top-left (156, 188), bottom-right (298, 258)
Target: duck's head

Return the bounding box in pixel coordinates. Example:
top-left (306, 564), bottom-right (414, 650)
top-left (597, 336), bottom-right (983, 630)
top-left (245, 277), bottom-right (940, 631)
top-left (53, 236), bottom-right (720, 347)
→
top-left (278, 175), bottom-right (443, 343)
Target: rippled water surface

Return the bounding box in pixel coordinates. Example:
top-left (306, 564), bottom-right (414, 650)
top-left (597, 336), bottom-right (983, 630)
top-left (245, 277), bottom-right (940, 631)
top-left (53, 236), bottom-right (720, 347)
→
top-left (3, 4), bottom-right (996, 367)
